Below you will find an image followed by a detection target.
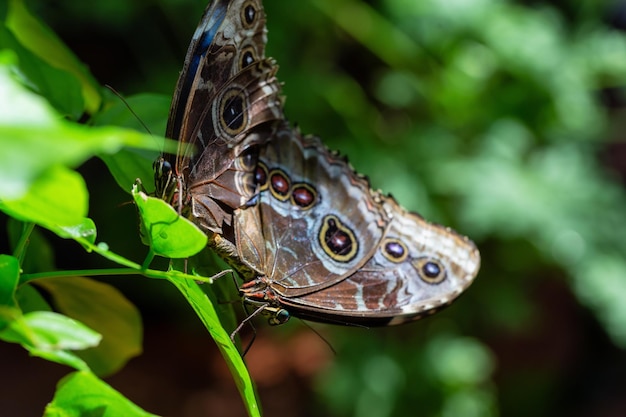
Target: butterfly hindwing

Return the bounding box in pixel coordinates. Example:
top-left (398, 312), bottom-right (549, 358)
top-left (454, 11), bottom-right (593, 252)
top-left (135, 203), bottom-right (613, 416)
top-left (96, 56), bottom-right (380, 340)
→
top-left (236, 123), bottom-right (480, 325)
top-left (235, 123), bottom-right (386, 294)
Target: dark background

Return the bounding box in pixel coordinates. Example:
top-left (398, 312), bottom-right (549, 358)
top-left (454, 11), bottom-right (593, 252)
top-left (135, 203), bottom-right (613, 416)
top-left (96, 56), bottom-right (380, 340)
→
top-left (3, 0), bottom-right (626, 416)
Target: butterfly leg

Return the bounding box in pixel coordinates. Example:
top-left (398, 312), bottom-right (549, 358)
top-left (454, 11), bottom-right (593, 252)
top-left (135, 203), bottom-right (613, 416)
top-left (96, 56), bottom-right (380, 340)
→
top-left (230, 302), bottom-right (268, 356)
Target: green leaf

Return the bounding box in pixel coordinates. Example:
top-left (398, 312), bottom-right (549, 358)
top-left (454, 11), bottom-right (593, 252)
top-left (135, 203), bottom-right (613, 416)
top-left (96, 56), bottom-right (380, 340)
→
top-left (0, 254), bottom-right (19, 307)
top-left (0, 164), bottom-right (90, 230)
top-left (5, 0), bottom-right (102, 114)
top-left (0, 49), bottom-right (58, 131)
top-left (36, 276), bottom-right (143, 376)
top-left (179, 250), bottom-right (240, 336)
top-left (44, 371), bottom-right (159, 417)
top-left (132, 185), bottom-right (208, 258)
top-left (167, 277), bottom-right (260, 417)
top-left (0, 310), bottom-right (101, 370)
top-left (1, 310), bottom-right (101, 350)
top-left (0, 120), bottom-right (158, 202)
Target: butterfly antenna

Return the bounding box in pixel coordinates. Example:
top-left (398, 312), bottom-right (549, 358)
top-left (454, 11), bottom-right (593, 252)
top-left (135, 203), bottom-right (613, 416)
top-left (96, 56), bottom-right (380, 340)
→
top-left (104, 84), bottom-right (153, 135)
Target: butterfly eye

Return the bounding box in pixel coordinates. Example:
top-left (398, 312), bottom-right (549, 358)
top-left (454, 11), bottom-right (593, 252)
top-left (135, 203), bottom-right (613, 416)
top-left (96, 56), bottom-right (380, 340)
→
top-left (153, 158), bottom-right (171, 177)
top-left (268, 309), bottom-right (290, 325)
top-left (241, 2), bottom-right (256, 27)
top-left (414, 258), bottom-right (447, 284)
top-left (381, 238), bottom-right (408, 263)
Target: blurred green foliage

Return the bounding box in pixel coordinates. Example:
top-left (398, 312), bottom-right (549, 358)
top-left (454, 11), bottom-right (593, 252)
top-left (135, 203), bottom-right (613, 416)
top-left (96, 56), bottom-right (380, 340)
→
top-left (6, 0), bottom-right (626, 416)
top-left (261, 1), bottom-right (626, 414)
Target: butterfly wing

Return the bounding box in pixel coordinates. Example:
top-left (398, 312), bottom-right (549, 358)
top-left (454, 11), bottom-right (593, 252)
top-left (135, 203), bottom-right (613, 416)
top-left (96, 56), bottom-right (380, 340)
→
top-left (273, 197), bottom-right (480, 325)
top-left (186, 59), bottom-right (282, 232)
top-left (235, 123), bottom-right (388, 293)
top-left (157, 0), bottom-right (282, 234)
top-left (235, 123), bottom-right (480, 325)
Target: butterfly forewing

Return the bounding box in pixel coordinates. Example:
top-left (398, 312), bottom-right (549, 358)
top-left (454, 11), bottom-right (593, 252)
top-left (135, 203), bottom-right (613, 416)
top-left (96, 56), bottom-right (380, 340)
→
top-left (157, 0), bottom-right (282, 235)
top-left (166, 0), bottom-right (269, 140)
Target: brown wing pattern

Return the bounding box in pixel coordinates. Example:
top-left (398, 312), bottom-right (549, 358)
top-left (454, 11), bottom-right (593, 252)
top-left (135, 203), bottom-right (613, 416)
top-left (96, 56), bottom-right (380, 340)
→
top-left (237, 123), bottom-right (480, 325)
top-left (235, 123), bottom-right (387, 296)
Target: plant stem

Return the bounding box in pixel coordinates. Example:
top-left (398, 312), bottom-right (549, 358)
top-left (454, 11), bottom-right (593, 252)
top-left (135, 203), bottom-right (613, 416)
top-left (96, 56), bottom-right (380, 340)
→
top-left (13, 222), bottom-right (35, 264)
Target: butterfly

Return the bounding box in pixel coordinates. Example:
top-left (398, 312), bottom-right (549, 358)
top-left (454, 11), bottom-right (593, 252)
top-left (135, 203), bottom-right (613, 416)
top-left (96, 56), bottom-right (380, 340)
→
top-left (157, 0), bottom-right (480, 327)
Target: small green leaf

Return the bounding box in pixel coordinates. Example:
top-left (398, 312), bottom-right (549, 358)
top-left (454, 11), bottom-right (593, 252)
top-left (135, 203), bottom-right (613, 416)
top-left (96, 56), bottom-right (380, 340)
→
top-left (44, 371), bottom-right (159, 417)
top-left (0, 310), bottom-right (101, 370)
top-left (29, 347), bottom-right (90, 372)
top-left (2, 310), bottom-right (101, 349)
top-left (132, 185), bottom-right (208, 258)
top-left (0, 254), bottom-right (19, 307)
top-left (36, 276), bottom-right (143, 376)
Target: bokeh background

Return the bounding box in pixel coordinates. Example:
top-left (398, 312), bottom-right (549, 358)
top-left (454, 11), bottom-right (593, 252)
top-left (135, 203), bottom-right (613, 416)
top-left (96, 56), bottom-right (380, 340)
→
top-left (2, 0), bottom-right (626, 416)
